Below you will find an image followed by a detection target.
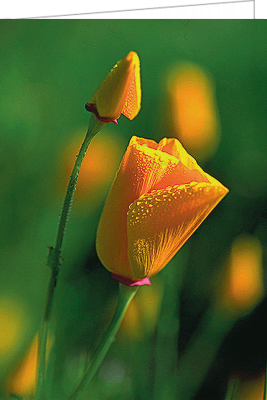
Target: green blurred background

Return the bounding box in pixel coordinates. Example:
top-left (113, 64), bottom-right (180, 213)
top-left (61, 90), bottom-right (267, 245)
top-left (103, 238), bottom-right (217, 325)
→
top-left (0, 20), bottom-right (267, 400)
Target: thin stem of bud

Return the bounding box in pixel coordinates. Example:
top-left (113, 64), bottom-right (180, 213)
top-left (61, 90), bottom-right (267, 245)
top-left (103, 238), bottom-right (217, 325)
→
top-left (34, 115), bottom-right (106, 400)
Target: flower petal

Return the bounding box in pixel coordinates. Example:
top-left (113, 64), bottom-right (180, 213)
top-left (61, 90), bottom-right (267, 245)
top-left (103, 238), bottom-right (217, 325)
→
top-left (124, 136), bottom-right (210, 194)
top-left (127, 182), bottom-right (229, 279)
top-left (121, 52), bottom-right (141, 120)
top-left (158, 137), bottom-right (204, 170)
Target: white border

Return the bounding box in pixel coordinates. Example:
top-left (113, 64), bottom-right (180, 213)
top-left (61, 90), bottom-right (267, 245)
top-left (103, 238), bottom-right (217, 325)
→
top-left (46, 3), bottom-right (254, 19)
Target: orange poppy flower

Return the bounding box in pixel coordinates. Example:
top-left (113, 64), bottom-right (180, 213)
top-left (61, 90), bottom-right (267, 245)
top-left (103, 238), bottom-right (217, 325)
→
top-left (217, 235), bottom-right (264, 316)
top-left (5, 334), bottom-right (53, 397)
top-left (85, 51), bottom-right (141, 124)
top-left (167, 62), bottom-right (220, 161)
top-left (96, 136), bottom-right (228, 286)
top-left (5, 336), bottom-right (39, 396)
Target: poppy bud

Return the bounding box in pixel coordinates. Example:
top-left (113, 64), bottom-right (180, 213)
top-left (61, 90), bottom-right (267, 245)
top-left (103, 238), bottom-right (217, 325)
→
top-left (86, 51), bottom-right (141, 124)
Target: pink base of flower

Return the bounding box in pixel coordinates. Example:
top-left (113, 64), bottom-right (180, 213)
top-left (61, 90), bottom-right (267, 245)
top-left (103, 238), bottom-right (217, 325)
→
top-left (110, 273), bottom-right (151, 286)
top-left (85, 103), bottom-right (118, 125)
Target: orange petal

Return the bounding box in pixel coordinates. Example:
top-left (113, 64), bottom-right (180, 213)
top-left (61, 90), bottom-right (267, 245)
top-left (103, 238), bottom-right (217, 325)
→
top-left (124, 136), bottom-right (210, 194)
top-left (121, 52), bottom-right (141, 120)
top-left (127, 182), bottom-right (229, 279)
top-left (158, 137), bottom-right (205, 170)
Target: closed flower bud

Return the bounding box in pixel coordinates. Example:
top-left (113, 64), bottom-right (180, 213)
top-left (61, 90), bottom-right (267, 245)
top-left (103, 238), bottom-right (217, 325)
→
top-left (86, 51), bottom-right (141, 124)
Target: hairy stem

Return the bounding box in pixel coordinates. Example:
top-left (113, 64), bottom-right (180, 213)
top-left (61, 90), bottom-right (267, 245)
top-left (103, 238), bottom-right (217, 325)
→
top-left (34, 115), bottom-right (106, 400)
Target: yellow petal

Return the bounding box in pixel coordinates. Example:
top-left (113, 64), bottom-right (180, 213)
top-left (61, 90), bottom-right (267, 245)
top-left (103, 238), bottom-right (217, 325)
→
top-left (158, 137), bottom-right (202, 170)
top-left (121, 52), bottom-right (141, 120)
top-left (87, 51), bottom-right (141, 121)
top-left (127, 182), bottom-right (228, 279)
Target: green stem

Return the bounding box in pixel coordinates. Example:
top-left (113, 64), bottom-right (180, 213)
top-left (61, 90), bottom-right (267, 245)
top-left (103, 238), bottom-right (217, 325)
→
top-left (34, 115), bottom-right (106, 400)
top-left (224, 378), bottom-right (240, 400)
top-left (54, 116), bottom-right (106, 261)
top-left (264, 359), bottom-right (267, 400)
top-left (69, 283), bottom-right (138, 400)
top-left (34, 268), bottom-right (57, 400)
top-left (153, 260), bottom-right (184, 400)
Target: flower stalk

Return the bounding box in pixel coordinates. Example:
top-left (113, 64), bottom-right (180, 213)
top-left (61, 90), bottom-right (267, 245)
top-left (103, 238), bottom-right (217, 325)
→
top-left (264, 361), bottom-right (267, 400)
top-left (69, 283), bottom-right (138, 400)
top-left (34, 115), bottom-right (106, 400)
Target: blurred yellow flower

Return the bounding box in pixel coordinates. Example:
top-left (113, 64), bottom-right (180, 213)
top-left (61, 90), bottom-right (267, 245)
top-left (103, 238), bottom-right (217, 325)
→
top-left (96, 136), bottom-right (228, 286)
top-left (86, 51), bottom-right (141, 124)
top-left (5, 333), bottom-right (53, 397)
top-left (166, 62), bottom-right (220, 161)
top-left (0, 297), bottom-right (26, 359)
top-left (59, 129), bottom-right (124, 206)
top-left (217, 235), bottom-right (264, 315)
top-left (236, 372), bottom-right (265, 400)
top-left (5, 335), bottom-right (38, 397)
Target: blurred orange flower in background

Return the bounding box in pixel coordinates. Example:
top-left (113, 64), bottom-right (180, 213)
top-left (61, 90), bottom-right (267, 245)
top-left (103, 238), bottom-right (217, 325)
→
top-left (0, 298), bottom-right (26, 360)
top-left (96, 136), bottom-right (228, 285)
top-left (5, 333), bottom-right (53, 397)
top-left (236, 372), bottom-right (265, 400)
top-left (216, 235), bottom-right (264, 316)
top-left (86, 51), bottom-right (141, 124)
top-left (59, 129), bottom-right (124, 207)
top-left (166, 62), bottom-right (220, 161)
top-left (0, 296), bottom-right (31, 395)
top-left (5, 335), bottom-right (39, 397)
